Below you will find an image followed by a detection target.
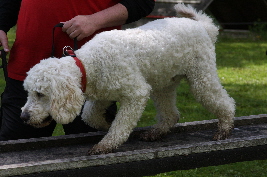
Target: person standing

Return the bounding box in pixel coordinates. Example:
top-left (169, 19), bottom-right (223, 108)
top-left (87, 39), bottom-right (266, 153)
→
top-left (0, 0), bottom-right (155, 141)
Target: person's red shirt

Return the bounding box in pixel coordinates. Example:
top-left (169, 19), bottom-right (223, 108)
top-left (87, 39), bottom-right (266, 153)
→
top-left (8, 0), bottom-right (120, 81)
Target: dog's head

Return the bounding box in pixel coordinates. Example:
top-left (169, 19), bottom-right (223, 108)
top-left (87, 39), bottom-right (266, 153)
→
top-left (21, 57), bottom-right (85, 128)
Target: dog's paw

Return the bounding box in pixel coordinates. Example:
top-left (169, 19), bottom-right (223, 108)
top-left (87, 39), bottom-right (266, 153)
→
top-left (88, 144), bottom-right (113, 155)
top-left (213, 129), bottom-right (232, 140)
top-left (139, 129), bottom-right (166, 142)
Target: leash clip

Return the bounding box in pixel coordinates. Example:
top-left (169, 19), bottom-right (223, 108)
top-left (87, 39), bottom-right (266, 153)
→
top-left (63, 46), bottom-right (76, 57)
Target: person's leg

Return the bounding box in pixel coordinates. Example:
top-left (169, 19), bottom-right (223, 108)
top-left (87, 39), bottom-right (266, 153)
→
top-left (0, 77), bottom-right (56, 141)
top-left (63, 102), bottom-right (117, 135)
top-left (63, 115), bottom-right (98, 135)
top-left (104, 101), bottom-right (117, 124)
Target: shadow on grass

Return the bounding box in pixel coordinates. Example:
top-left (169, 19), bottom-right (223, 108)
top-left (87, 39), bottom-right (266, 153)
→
top-left (215, 40), bottom-right (267, 68)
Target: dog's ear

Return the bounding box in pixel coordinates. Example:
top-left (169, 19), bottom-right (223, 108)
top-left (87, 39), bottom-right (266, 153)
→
top-left (49, 76), bottom-right (85, 124)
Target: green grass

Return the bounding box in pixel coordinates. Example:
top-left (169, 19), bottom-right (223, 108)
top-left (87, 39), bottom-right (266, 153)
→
top-left (150, 160), bottom-right (267, 177)
top-left (3, 28), bottom-right (267, 176)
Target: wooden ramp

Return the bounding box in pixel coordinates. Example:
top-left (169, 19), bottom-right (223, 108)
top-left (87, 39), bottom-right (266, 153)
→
top-left (208, 0), bottom-right (267, 30)
top-left (150, 0), bottom-right (213, 16)
top-left (0, 114), bottom-right (267, 177)
top-left (124, 0), bottom-right (267, 30)
top-left (123, 0), bottom-right (214, 29)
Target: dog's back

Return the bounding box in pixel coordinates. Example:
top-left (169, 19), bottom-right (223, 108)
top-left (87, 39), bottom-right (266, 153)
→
top-left (76, 4), bottom-right (219, 91)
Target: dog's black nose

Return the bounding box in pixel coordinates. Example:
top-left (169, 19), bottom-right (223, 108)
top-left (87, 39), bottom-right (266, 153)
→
top-left (20, 112), bottom-right (30, 122)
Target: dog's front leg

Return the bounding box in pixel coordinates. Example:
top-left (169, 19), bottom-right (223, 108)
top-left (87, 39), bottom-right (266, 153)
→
top-left (88, 93), bottom-right (149, 155)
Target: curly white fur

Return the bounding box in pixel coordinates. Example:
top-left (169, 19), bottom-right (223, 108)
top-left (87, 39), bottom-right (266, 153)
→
top-left (21, 4), bottom-right (235, 155)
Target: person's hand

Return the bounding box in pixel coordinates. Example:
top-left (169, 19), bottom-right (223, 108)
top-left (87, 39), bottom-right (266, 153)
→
top-left (0, 30), bottom-right (10, 53)
top-left (62, 3), bottom-right (128, 41)
top-left (62, 4), bottom-right (127, 41)
top-left (62, 15), bottom-right (99, 41)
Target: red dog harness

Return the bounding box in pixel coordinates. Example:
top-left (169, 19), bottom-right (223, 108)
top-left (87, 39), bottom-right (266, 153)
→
top-left (51, 23), bottom-right (87, 93)
top-left (63, 47), bottom-right (87, 93)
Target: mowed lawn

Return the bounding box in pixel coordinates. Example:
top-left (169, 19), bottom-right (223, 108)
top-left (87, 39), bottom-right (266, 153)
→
top-left (2, 27), bottom-right (267, 176)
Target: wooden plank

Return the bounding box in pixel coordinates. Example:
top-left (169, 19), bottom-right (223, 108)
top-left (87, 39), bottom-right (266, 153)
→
top-left (0, 114), bottom-right (266, 176)
top-left (208, 0), bottom-right (267, 29)
top-left (123, 0), bottom-right (214, 29)
top-left (155, 0), bottom-right (201, 3)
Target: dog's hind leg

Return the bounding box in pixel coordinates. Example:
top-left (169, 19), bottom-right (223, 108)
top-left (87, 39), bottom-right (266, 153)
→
top-left (186, 64), bottom-right (235, 140)
top-left (140, 82), bottom-right (181, 141)
top-left (82, 100), bottom-right (113, 131)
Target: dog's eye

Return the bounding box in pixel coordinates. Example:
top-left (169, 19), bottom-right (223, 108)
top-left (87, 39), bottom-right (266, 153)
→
top-left (36, 92), bottom-right (45, 98)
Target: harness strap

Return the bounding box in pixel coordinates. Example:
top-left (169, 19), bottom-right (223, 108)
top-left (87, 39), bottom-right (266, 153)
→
top-left (51, 23), bottom-right (86, 93)
top-left (0, 49), bottom-right (8, 81)
top-left (51, 23), bottom-right (78, 57)
top-left (65, 49), bottom-right (87, 93)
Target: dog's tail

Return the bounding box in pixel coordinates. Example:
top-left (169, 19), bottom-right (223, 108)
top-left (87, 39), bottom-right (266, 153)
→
top-left (174, 3), bottom-right (218, 43)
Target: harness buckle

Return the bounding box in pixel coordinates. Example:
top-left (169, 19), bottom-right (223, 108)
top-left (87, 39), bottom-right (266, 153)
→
top-left (63, 46), bottom-right (76, 57)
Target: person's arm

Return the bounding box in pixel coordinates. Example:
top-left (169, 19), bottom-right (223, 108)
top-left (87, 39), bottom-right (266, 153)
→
top-left (62, 0), bottom-right (155, 41)
top-left (120, 0), bottom-right (155, 24)
top-left (0, 0), bottom-right (21, 52)
top-left (62, 3), bottom-right (128, 41)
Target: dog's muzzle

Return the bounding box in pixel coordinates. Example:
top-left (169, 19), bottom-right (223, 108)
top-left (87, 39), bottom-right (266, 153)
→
top-left (20, 112), bottom-right (53, 128)
top-left (20, 111), bottom-right (31, 123)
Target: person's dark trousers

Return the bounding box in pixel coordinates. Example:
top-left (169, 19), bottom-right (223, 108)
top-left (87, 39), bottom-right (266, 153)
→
top-left (0, 77), bottom-right (115, 141)
top-left (0, 77), bottom-right (56, 140)
top-left (63, 102), bottom-right (117, 134)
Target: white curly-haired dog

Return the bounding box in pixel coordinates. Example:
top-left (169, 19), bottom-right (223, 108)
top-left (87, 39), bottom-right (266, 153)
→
top-left (21, 4), bottom-right (235, 155)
